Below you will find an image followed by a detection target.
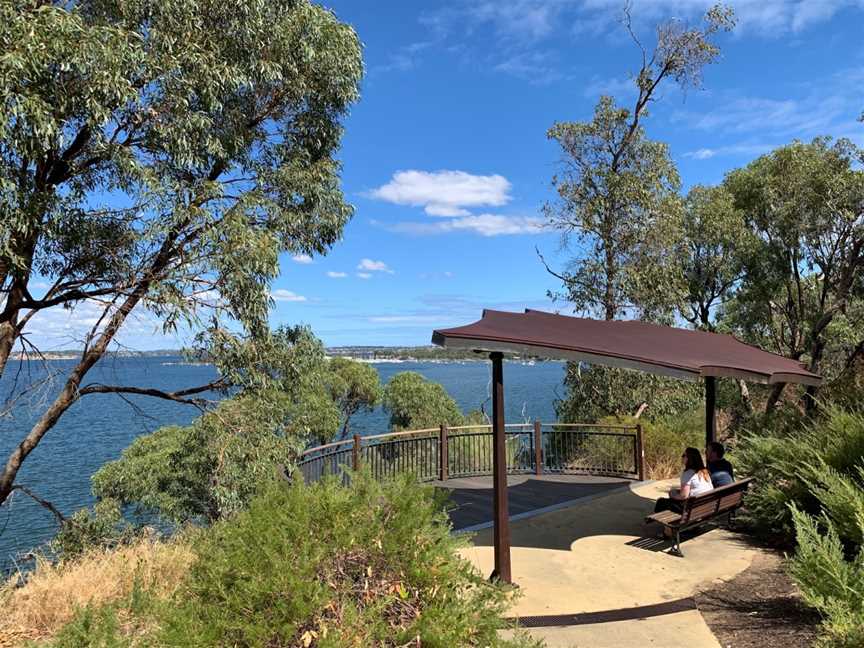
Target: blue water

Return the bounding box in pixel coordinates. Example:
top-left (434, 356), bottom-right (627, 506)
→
top-left (0, 357), bottom-right (565, 568)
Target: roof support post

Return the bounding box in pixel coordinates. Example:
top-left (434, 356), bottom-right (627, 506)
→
top-left (705, 376), bottom-right (717, 447)
top-left (490, 351), bottom-right (512, 584)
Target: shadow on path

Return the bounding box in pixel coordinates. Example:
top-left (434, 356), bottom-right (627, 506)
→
top-left (437, 474), bottom-right (631, 532)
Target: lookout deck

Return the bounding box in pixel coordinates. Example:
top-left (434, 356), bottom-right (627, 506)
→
top-left (435, 473), bottom-right (632, 531)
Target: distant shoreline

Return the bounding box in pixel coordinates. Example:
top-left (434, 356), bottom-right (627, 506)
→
top-left (12, 346), bottom-right (554, 364)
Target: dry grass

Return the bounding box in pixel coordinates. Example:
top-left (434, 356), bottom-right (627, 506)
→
top-left (0, 537), bottom-right (194, 647)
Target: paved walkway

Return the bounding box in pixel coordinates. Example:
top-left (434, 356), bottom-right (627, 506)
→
top-left (459, 479), bottom-right (760, 647)
top-left (436, 473), bottom-right (631, 531)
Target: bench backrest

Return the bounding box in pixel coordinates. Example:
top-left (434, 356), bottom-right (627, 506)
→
top-left (681, 477), bottom-right (753, 525)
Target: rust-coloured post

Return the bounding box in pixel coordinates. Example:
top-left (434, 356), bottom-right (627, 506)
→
top-left (705, 376), bottom-right (717, 447)
top-left (636, 423), bottom-right (646, 481)
top-left (490, 352), bottom-right (512, 584)
top-left (533, 420), bottom-right (543, 476)
top-left (352, 434), bottom-right (361, 472)
top-left (439, 424), bottom-right (449, 481)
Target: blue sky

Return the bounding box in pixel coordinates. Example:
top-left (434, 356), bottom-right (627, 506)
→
top-left (30, 0), bottom-right (864, 349)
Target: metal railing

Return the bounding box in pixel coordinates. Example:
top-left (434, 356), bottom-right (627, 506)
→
top-left (297, 422), bottom-right (644, 484)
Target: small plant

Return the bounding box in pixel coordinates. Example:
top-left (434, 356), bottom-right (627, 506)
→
top-left (789, 507), bottom-right (864, 648)
top-left (39, 474), bottom-right (538, 647)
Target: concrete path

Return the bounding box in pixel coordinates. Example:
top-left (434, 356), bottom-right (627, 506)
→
top-left (460, 480), bottom-right (760, 648)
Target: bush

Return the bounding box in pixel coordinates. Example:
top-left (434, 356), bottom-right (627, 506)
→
top-left (50, 499), bottom-right (133, 560)
top-left (596, 413), bottom-right (702, 479)
top-left (0, 538), bottom-right (194, 645)
top-left (734, 406), bottom-right (864, 544)
top-left (383, 371), bottom-right (466, 430)
top-left (93, 390), bottom-right (313, 524)
top-left (789, 507), bottom-right (864, 648)
top-left (44, 475), bottom-right (537, 647)
top-left (735, 405), bottom-right (864, 648)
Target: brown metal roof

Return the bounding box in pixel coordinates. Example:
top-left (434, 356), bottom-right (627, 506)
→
top-left (432, 309), bottom-right (821, 386)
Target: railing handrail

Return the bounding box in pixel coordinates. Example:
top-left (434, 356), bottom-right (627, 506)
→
top-left (298, 421), bottom-right (639, 461)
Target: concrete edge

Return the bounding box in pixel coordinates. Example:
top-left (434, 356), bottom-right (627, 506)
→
top-left (453, 479), bottom-right (657, 535)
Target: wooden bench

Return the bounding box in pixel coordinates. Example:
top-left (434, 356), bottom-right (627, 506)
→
top-left (645, 478), bottom-right (753, 556)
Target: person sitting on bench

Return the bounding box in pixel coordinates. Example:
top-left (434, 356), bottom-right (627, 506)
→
top-left (654, 447), bottom-right (714, 514)
top-left (706, 441), bottom-right (734, 488)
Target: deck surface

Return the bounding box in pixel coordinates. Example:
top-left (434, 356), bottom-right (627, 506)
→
top-left (435, 473), bottom-right (632, 530)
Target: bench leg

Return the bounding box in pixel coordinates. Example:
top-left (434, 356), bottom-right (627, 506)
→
top-left (669, 529), bottom-right (684, 557)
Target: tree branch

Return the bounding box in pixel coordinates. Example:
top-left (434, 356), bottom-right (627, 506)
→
top-left (78, 379), bottom-right (227, 407)
top-left (9, 484), bottom-right (67, 524)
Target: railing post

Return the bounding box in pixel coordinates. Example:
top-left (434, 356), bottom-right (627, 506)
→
top-left (636, 424), bottom-right (645, 481)
top-left (533, 420), bottom-right (543, 476)
top-left (439, 424), bottom-right (449, 481)
top-left (352, 434), bottom-right (361, 472)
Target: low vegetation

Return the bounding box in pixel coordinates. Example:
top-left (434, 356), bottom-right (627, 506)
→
top-left (736, 405), bottom-right (864, 647)
top-left (0, 538), bottom-right (194, 645)
top-left (3, 475), bottom-right (536, 647)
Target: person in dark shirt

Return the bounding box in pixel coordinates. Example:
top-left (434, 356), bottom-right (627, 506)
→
top-left (706, 441), bottom-right (734, 488)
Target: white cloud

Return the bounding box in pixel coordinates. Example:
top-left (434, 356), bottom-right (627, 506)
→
top-left (674, 68), bottom-right (864, 160)
top-left (326, 271), bottom-right (348, 279)
top-left (582, 75), bottom-right (636, 99)
top-left (682, 143), bottom-right (778, 160)
top-left (356, 272), bottom-right (373, 280)
top-left (291, 254), bottom-right (313, 264)
top-left (388, 214), bottom-right (546, 237)
top-left (271, 289), bottom-right (307, 302)
top-left (357, 259), bottom-right (395, 274)
top-left (23, 298), bottom-right (170, 350)
top-left (368, 170), bottom-right (512, 217)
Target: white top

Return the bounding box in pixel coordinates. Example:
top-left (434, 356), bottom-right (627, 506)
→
top-left (680, 469), bottom-right (714, 497)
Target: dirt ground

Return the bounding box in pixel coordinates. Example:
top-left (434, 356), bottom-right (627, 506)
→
top-left (695, 550), bottom-right (821, 648)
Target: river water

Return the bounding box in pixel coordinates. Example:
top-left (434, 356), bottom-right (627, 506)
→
top-left (0, 356), bottom-right (566, 569)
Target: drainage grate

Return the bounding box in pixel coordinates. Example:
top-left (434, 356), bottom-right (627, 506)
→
top-left (507, 597), bottom-right (697, 628)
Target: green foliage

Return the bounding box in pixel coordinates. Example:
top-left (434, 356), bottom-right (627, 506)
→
top-left (93, 390), bottom-right (315, 523)
top-left (383, 371), bottom-right (466, 430)
top-left (789, 507), bottom-right (864, 648)
top-left (735, 406), bottom-right (864, 544)
top-left (722, 138), bottom-right (864, 384)
top-left (49, 476), bottom-right (537, 647)
top-left (675, 184), bottom-right (753, 328)
top-left (556, 363), bottom-right (701, 425)
top-left (544, 6), bottom-right (734, 321)
top-left (327, 357), bottom-right (383, 439)
top-left (545, 96), bottom-right (683, 320)
top-left (50, 499), bottom-right (133, 560)
top-left (594, 413), bottom-right (702, 479)
top-left (0, 0), bottom-right (364, 505)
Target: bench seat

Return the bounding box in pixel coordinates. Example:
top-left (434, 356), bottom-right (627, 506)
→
top-left (645, 477), bottom-right (753, 556)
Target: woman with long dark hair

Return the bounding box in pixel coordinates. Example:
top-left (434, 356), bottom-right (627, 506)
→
top-left (654, 447), bottom-right (714, 513)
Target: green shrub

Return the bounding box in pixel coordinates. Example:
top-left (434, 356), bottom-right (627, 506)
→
top-left (383, 371), bottom-right (466, 430)
top-left (50, 474), bottom-right (537, 647)
top-left (735, 406), bottom-right (864, 544)
top-left (596, 413), bottom-right (702, 479)
top-left (93, 390), bottom-right (312, 524)
top-left (50, 499), bottom-right (133, 560)
top-left (789, 507), bottom-right (864, 648)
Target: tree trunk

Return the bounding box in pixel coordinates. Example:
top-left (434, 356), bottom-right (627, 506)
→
top-left (764, 382), bottom-right (786, 415)
top-left (0, 229), bottom-right (178, 506)
top-left (737, 379), bottom-right (752, 415)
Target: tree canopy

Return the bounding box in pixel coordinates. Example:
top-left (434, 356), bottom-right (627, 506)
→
top-left (0, 0), bottom-right (363, 507)
top-left (383, 372), bottom-right (466, 431)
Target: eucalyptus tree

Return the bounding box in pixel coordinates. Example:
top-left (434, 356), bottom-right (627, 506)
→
top-left (724, 138), bottom-right (864, 411)
top-left (544, 5), bottom-right (734, 422)
top-left (675, 185), bottom-right (751, 330)
top-left (0, 0), bottom-right (363, 508)
top-left (327, 357), bottom-right (383, 440)
top-left (543, 4), bottom-right (735, 321)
